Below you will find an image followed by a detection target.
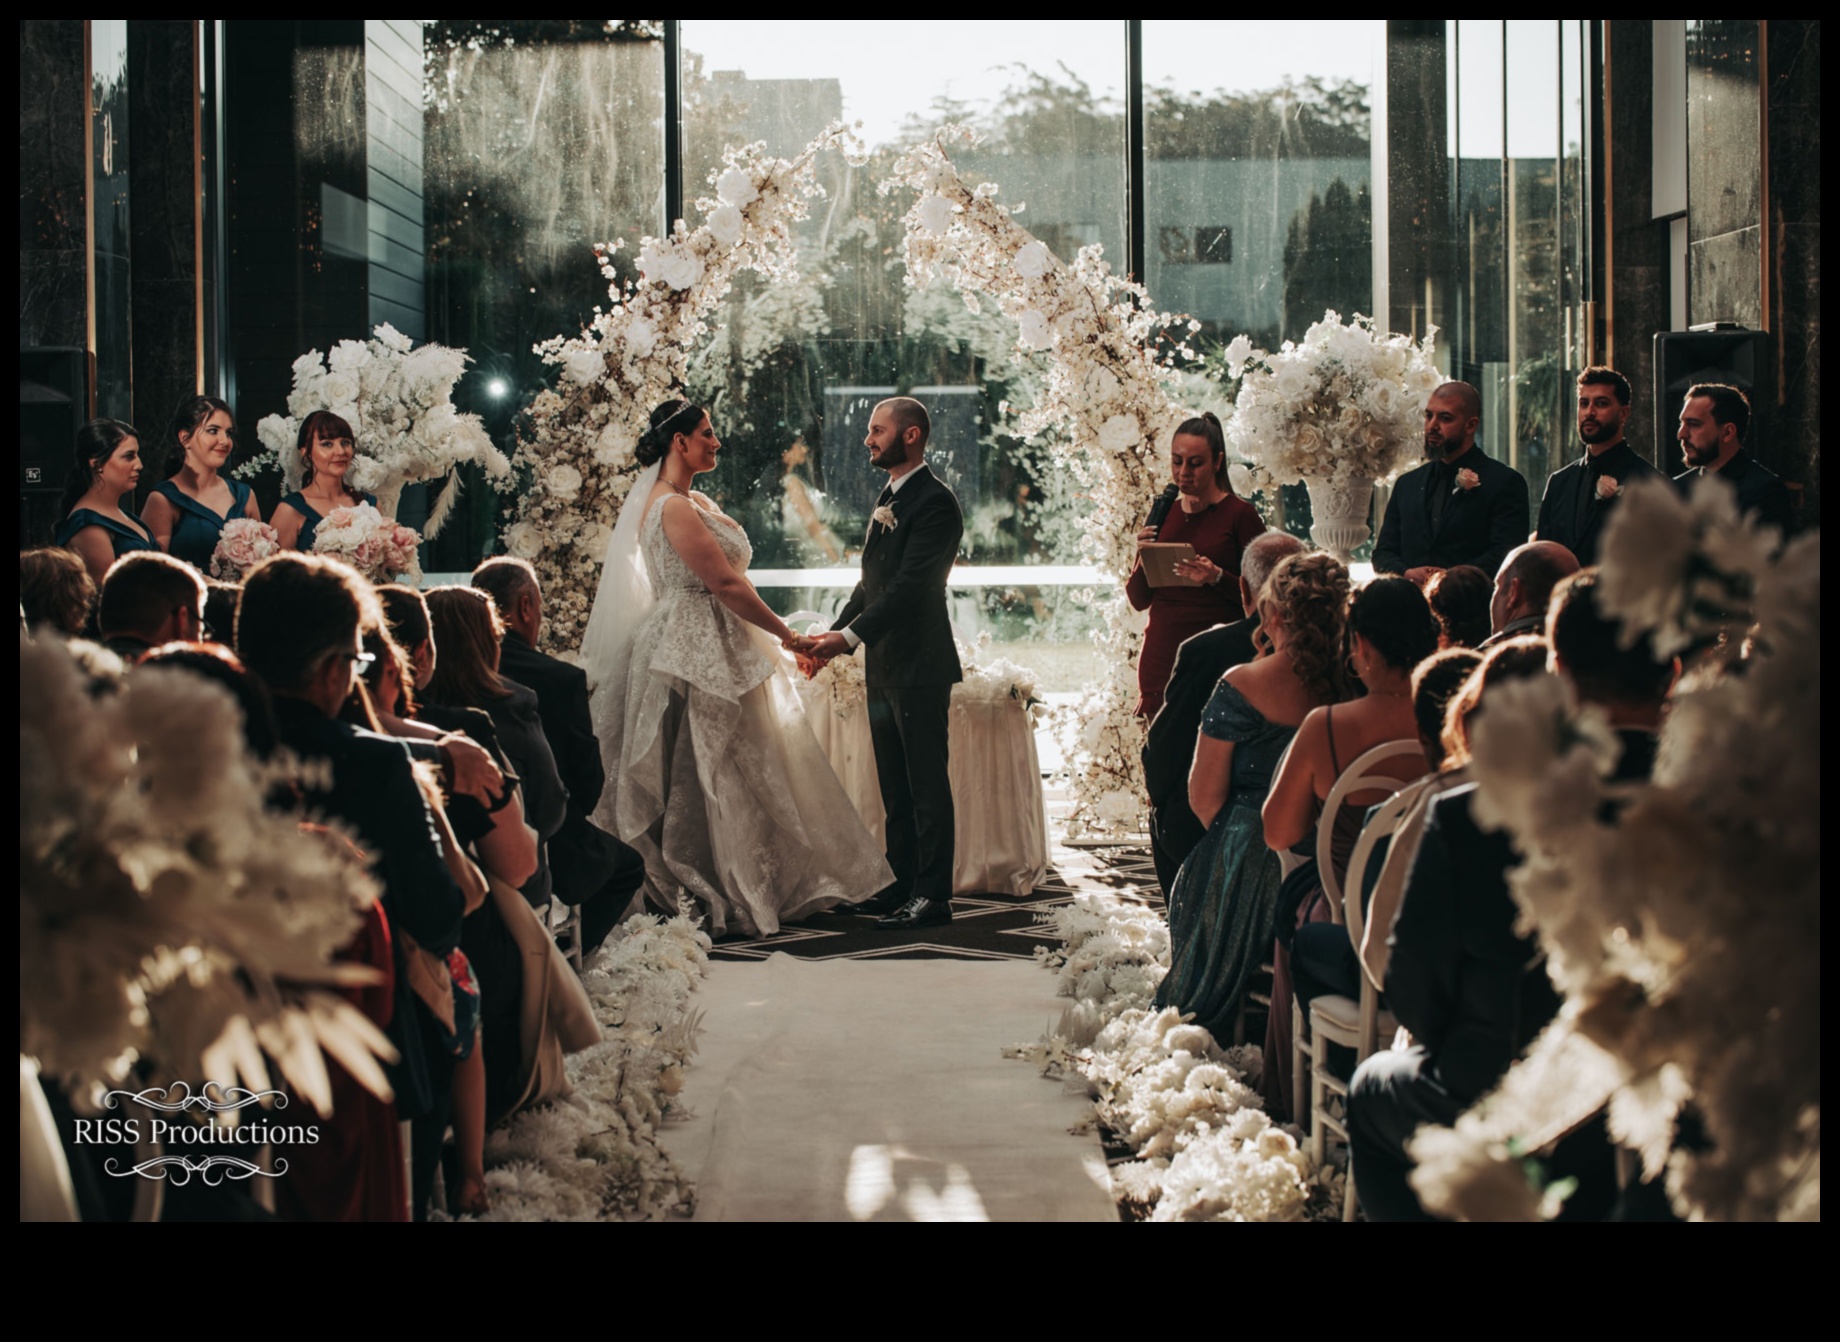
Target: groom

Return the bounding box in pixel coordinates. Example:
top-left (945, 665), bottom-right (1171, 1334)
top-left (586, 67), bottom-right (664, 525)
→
top-left (804, 397), bottom-right (964, 930)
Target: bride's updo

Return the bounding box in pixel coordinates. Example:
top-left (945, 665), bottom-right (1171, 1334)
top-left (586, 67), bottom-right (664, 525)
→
top-left (634, 398), bottom-right (706, 468)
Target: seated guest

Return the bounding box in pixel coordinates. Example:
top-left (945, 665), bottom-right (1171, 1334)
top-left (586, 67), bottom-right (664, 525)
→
top-left (96, 551), bottom-right (207, 661)
top-left (20, 546), bottom-right (96, 638)
top-left (1142, 531), bottom-right (1305, 897)
top-left (202, 580), bottom-right (241, 645)
top-left (374, 583), bottom-right (506, 811)
top-left (270, 411), bottom-right (377, 551)
top-left (55, 419), bottom-right (158, 585)
top-left (423, 586), bottom-right (568, 914)
top-left (1373, 382), bottom-right (1529, 583)
top-left (1348, 569), bottom-right (1674, 1220)
top-left (1151, 552), bottom-right (1349, 1044)
top-left (141, 641), bottom-right (282, 763)
top-left (1535, 366), bottom-right (1664, 566)
top-left (1481, 540), bottom-right (1579, 648)
top-left (236, 553), bottom-right (472, 1221)
top-left (473, 556), bottom-right (646, 955)
top-left (1673, 382), bottom-right (1794, 534)
top-left (1260, 575), bottom-right (1439, 1112)
top-left (1424, 565), bottom-right (1492, 649)
top-left (141, 395), bottom-right (260, 570)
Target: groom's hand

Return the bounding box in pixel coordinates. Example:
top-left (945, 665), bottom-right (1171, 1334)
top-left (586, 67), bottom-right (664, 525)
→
top-left (806, 631), bottom-right (851, 661)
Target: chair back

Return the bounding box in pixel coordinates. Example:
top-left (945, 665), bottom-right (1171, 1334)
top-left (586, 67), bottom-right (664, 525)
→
top-left (1316, 739), bottom-right (1428, 925)
top-left (1343, 774), bottom-right (1437, 950)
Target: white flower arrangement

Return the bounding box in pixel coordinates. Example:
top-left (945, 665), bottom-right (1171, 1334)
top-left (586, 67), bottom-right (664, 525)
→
top-left (1226, 310), bottom-right (1442, 491)
top-left (512, 125), bottom-right (866, 652)
top-left (468, 909), bottom-right (711, 1221)
top-left (1409, 479), bottom-right (1819, 1222)
top-left (248, 323), bottom-right (509, 535)
top-left (310, 501), bottom-right (423, 584)
top-left (1003, 895), bottom-right (1330, 1221)
top-left (889, 127), bottom-right (1203, 834)
top-left (208, 518), bottom-right (282, 581)
top-left (20, 636), bottom-right (394, 1114)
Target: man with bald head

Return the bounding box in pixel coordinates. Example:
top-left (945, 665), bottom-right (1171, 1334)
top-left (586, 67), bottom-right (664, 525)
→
top-left (1479, 540), bottom-right (1579, 649)
top-left (1373, 380), bottom-right (1530, 584)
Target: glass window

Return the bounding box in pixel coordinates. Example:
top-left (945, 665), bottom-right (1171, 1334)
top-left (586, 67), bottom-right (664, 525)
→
top-left (91, 20), bottom-right (132, 423)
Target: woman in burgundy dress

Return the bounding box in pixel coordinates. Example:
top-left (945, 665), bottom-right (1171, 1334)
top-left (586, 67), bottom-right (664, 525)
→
top-left (1126, 413), bottom-right (1267, 718)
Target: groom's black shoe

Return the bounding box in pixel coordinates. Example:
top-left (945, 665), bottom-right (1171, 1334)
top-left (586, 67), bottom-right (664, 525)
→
top-left (877, 896), bottom-right (952, 930)
top-left (843, 886), bottom-right (910, 917)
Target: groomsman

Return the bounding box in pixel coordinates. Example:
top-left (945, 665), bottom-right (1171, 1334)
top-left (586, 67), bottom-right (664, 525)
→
top-left (1673, 383), bottom-right (1795, 534)
top-left (1534, 366), bottom-right (1664, 566)
top-left (1373, 381), bottom-right (1529, 584)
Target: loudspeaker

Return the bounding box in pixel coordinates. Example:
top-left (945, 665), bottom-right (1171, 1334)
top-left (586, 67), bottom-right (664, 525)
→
top-left (1652, 324), bottom-right (1771, 468)
top-left (21, 347), bottom-right (88, 495)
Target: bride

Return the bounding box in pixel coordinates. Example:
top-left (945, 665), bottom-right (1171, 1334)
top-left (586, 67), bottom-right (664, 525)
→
top-left (584, 398), bottom-right (892, 937)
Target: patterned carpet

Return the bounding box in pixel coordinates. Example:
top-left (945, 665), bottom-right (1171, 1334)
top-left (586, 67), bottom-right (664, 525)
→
top-left (709, 825), bottom-right (1165, 963)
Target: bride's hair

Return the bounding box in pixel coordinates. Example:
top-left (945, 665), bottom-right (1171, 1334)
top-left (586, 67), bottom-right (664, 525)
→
top-left (634, 398), bottom-right (707, 468)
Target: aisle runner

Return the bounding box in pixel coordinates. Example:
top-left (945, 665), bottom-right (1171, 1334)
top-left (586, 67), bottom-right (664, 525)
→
top-left (660, 954), bottom-right (1116, 1222)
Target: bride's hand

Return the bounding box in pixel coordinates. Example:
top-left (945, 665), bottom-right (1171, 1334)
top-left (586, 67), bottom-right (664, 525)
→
top-left (781, 631), bottom-right (815, 653)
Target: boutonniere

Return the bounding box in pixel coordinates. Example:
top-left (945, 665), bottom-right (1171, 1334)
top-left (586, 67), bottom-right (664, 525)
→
top-left (1595, 475), bottom-right (1622, 501)
top-left (871, 504), bottom-right (898, 531)
top-left (1453, 468), bottom-right (1481, 493)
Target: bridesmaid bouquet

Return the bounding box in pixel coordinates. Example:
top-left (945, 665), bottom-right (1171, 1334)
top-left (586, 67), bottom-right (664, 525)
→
top-left (208, 518), bottom-right (282, 581)
top-left (311, 501), bottom-right (421, 583)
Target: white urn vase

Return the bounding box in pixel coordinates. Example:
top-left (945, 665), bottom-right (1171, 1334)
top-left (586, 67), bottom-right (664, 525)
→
top-left (1304, 478), bottom-right (1375, 564)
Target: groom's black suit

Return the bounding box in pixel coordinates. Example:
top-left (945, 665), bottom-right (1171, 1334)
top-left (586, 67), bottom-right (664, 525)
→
top-left (833, 462), bottom-right (964, 905)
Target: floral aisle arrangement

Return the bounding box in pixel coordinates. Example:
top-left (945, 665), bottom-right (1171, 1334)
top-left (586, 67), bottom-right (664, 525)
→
top-left (1409, 478), bottom-right (1819, 1222)
top-left (310, 502), bottom-right (423, 583)
top-left (20, 635), bottom-right (394, 1115)
top-left (208, 518), bottom-right (283, 581)
top-left (508, 125), bottom-right (866, 652)
top-left (248, 323), bottom-right (510, 534)
top-left (1004, 895), bottom-right (1335, 1221)
top-left (1225, 311), bottom-right (1443, 560)
top-left (888, 126), bottom-right (1200, 833)
top-left (467, 910), bottom-right (711, 1221)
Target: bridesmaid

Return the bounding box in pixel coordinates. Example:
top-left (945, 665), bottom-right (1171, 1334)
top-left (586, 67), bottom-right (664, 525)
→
top-left (271, 410), bottom-right (376, 551)
top-left (142, 394), bottom-right (261, 571)
top-left (55, 419), bottom-right (158, 584)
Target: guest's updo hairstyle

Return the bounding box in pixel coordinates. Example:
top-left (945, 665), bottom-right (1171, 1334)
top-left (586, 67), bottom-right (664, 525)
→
top-left (166, 394), bottom-right (235, 475)
top-left (1424, 565), bottom-right (1493, 649)
top-left (1441, 634), bottom-right (1548, 768)
top-left (1172, 413), bottom-right (1230, 492)
top-left (1347, 574), bottom-right (1440, 673)
top-left (296, 409), bottom-right (355, 486)
top-left (20, 546), bottom-right (97, 637)
top-left (61, 418), bottom-right (141, 516)
top-left (633, 398), bottom-right (706, 469)
top-left (1258, 551), bottom-right (1350, 704)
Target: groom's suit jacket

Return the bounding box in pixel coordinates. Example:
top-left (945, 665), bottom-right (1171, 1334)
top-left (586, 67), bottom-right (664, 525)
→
top-left (1372, 445), bottom-right (1528, 578)
top-left (834, 462), bottom-right (964, 688)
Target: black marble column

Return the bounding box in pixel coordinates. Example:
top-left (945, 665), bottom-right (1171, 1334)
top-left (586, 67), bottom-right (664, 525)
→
top-left (127, 20), bottom-right (202, 448)
top-left (1605, 20), bottom-right (1670, 466)
top-left (19, 20), bottom-right (89, 354)
top-left (1685, 21), bottom-right (1763, 333)
top-left (1765, 20), bottom-right (1819, 524)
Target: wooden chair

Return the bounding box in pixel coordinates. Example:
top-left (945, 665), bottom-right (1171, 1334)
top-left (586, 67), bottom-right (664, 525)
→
top-left (1290, 741), bottom-right (1425, 1219)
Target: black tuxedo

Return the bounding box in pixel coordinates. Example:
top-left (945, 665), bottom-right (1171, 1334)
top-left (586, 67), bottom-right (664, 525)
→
top-left (1674, 449), bottom-right (1794, 535)
top-left (833, 462), bottom-right (964, 904)
top-left (1535, 439), bottom-right (1664, 567)
top-left (497, 631), bottom-right (644, 952)
top-left (1141, 615), bottom-right (1259, 895)
top-left (1373, 444), bottom-right (1528, 578)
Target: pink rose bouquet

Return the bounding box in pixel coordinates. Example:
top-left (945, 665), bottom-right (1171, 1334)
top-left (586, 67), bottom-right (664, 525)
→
top-left (209, 519), bottom-right (283, 580)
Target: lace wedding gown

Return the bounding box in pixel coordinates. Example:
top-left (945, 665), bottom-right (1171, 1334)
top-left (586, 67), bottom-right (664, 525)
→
top-left (593, 494), bottom-right (891, 937)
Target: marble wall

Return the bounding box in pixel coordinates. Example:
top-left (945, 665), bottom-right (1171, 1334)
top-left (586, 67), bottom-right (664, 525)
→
top-left (19, 20), bottom-right (89, 354)
top-left (127, 20), bottom-right (202, 441)
top-left (1685, 21), bottom-right (1763, 331)
top-left (1766, 20), bottom-right (1819, 522)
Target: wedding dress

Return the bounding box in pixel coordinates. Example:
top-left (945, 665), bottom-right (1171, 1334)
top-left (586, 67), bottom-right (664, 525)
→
top-left (586, 470), bottom-right (890, 938)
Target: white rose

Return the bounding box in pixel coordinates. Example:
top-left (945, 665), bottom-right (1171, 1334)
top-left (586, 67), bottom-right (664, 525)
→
top-left (577, 521), bottom-right (613, 561)
top-left (660, 250), bottom-right (704, 290)
top-left (627, 319), bottom-right (657, 357)
top-left (1227, 463), bottom-right (1256, 498)
top-left (257, 414), bottom-right (295, 456)
top-left (292, 351), bottom-right (326, 381)
top-left (637, 241), bottom-right (669, 285)
top-left (328, 339), bottom-right (370, 374)
top-left (1017, 308), bottom-right (1052, 350)
top-left (504, 522), bottom-right (543, 559)
top-left (707, 203), bottom-right (744, 247)
top-left (1225, 334), bottom-right (1254, 380)
top-left (373, 323), bottom-right (413, 353)
top-left (547, 463), bottom-right (583, 499)
top-left (346, 456), bottom-right (384, 492)
top-left (1098, 413), bottom-right (1141, 454)
top-left (563, 349), bottom-right (604, 386)
top-left (917, 193), bottom-right (955, 236)
top-left (321, 371), bottom-right (360, 406)
top-left (1013, 240), bottom-right (1052, 279)
top-left (715, 166), bottom-right (759, 208)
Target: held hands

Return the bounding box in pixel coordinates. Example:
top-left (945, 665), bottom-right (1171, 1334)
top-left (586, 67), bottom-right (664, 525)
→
top-left (781, 628), bottom-right (850, 679)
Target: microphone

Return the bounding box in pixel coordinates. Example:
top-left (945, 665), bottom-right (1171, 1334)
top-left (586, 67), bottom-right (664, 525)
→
top-left (1145, 483), bottom-right (1180, 532)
